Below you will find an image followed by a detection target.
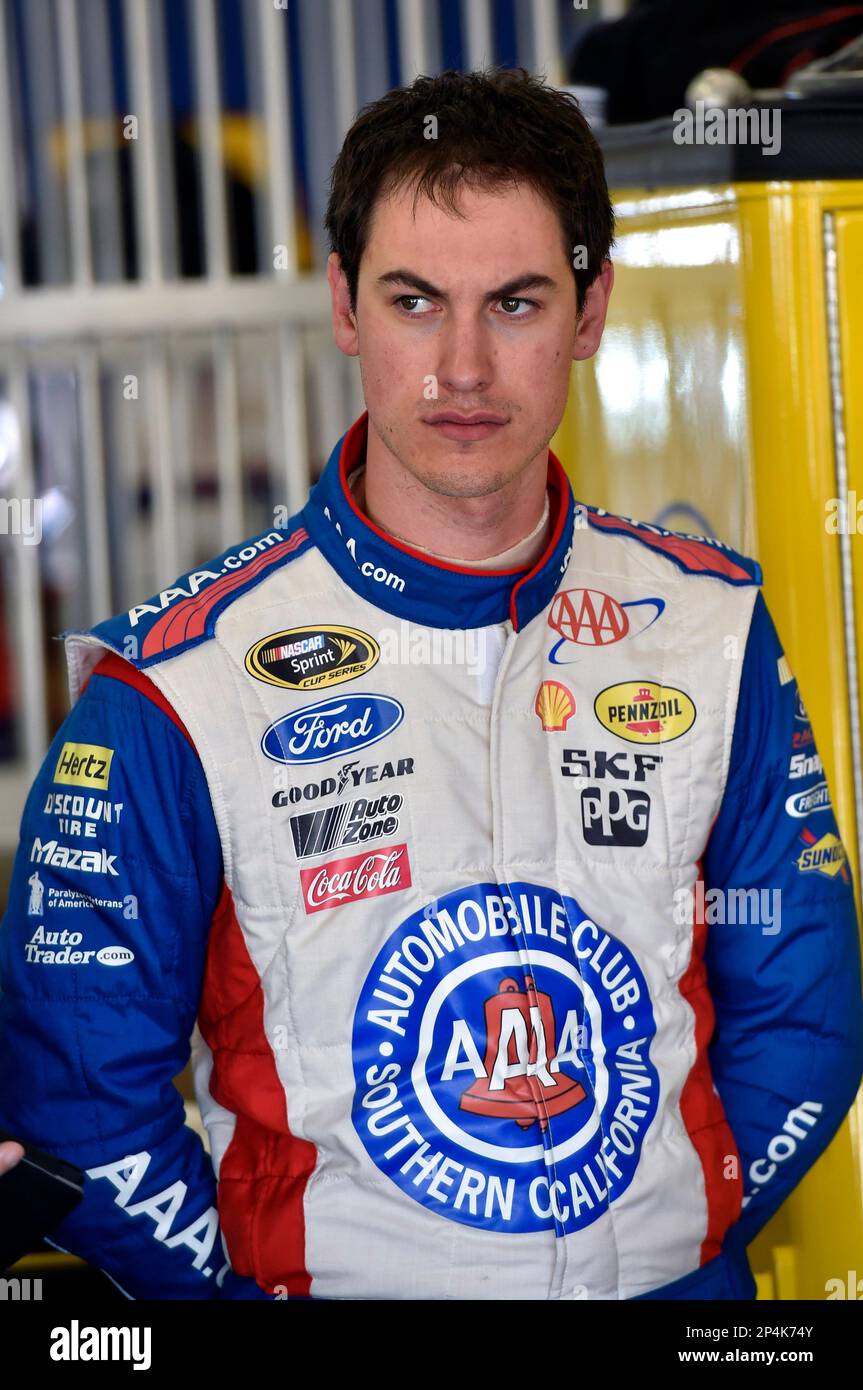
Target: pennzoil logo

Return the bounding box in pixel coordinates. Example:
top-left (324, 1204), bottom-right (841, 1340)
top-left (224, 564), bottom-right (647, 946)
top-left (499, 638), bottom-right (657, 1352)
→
top-left (796, 828), bottom-right (849, 881)
top-left (245, 625), bottom-right (379, 691)
top-left (594, 682), bottom-right (696, 745)
top-left (54, 742), bottom-right (114, 790)
top-left (535, 680), bottom-right (576, 732)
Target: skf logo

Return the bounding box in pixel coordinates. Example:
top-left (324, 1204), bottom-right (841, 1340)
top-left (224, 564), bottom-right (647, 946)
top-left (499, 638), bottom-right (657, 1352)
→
top-left (535, 680), bottom-right (575, 731)
top-left (54, 742), bottom-right (113, 790)
top-left (547, 588), bottom-right (664, 663)
top-left (796, 828), bottom-right (848, 880)
top-left (245, 625), bottom-right (379, 691)
top-left (594, 682), bottom-right (695, 745)
top-left (300, 844), bottom-right (411, 914)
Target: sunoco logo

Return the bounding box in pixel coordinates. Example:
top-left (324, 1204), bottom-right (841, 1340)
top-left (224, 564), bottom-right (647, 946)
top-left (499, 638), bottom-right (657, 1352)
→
top-left (594, 682), bottom-right (695, 745)
top-left (352, 882), bottom-right (658, 1234)
top-left (245, 625), bottom-right (379, 691)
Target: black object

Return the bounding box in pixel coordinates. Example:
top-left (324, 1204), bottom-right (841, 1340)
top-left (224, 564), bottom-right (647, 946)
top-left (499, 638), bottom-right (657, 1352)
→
top-left (570, 1), bottom-right (863, 125)
top-left (0, 1128), bottom-right (84, 1270)
top-left (598, 99), bottom-right (863, 186)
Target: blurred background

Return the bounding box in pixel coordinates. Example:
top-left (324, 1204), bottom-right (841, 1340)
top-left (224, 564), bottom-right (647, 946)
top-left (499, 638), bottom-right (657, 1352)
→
top-left (1, 0), bottom-right (863, 1301)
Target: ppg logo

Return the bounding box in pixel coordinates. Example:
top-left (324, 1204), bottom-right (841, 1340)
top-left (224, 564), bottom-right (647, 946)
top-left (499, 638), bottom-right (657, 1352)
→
top-left (581, 786), bottom-right (650, 847)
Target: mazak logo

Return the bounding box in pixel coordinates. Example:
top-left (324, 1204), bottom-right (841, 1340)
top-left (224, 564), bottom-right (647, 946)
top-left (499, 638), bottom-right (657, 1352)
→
top-left (547, 588), bottom-right (664, 663)
top-left (262, 694), bottom-right (404, 765)
top-left (30, 838), bottom-right (118, 876)
top-left (300, 844), bottom-right (411, 914)
top-left (352, 883), bottom-right (658, 1234)
top-left (785, 781), bottom-right (831, 818)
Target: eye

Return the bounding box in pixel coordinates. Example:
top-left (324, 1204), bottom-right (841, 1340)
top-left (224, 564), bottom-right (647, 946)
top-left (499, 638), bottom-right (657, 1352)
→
top-left (394, 295), bottom-right (433, 316)
top-left (497, 297), bottom-right (537, 316)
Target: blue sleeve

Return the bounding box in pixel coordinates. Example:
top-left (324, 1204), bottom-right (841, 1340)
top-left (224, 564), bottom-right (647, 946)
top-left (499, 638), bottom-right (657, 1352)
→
top-left (0, 665), bottom-right (264, 1298)
top-left (703, 591), bottom-right (863, 1248)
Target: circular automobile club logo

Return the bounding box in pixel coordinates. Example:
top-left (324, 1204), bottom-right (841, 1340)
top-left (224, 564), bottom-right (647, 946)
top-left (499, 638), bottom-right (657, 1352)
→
top-left (352, 882), bottom-right (658, 1234)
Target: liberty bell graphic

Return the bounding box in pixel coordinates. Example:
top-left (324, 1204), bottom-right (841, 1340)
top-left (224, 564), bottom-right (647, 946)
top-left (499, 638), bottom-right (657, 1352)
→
top-left (460, 976), bottom-right (586, 1132)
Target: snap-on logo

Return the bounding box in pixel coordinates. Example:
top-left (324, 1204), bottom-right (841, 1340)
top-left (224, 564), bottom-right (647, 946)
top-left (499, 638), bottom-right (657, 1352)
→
top-left (351, 882), bottom-right (658, 1234)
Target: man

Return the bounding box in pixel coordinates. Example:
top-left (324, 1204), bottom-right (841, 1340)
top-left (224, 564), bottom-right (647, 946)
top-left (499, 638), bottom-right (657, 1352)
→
top-left (0, 68), bottom-right (861, 1302)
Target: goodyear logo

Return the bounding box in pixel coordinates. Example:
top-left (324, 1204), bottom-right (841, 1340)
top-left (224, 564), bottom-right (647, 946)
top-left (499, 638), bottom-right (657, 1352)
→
top-left (594, 682), bottom-right (695, 745)
top-left (53, 742), bottom-right (114, 790)
top-left (245, 625), bottom-right (379, 691)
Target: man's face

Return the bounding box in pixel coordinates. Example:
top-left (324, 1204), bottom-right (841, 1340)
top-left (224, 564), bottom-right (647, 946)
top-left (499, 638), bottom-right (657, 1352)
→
top-left (327, 179), bottom-right (613, 499)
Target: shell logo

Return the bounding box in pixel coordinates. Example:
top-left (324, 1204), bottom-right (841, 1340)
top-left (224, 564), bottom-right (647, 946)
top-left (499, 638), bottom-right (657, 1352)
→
top-left (594, 681), bottom-right (696, 745)
top-left (535, 680), bottom-right (576, 732)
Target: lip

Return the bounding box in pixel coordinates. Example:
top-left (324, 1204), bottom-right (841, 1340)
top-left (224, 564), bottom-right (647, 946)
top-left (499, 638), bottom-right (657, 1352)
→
top-left (423, 413), bottom-right (508, 442)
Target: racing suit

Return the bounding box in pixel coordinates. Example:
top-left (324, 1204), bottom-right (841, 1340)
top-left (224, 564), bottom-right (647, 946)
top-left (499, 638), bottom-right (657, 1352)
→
top-left (1, 409), bottom-right (861, 1300)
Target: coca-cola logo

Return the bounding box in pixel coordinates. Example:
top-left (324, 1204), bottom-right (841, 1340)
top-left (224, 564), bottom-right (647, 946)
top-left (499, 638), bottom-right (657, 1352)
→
top-left (300, 844), bottom-right (411, 914)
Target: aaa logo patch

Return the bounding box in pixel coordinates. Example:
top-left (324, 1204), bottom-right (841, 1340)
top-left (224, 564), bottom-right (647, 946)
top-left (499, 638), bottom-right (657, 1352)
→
top-left (351, 882), bottom-right (658, 1234)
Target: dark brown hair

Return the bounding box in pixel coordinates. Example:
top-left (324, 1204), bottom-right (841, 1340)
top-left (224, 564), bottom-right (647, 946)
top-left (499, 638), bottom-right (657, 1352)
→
top-left (325, 67), bottom-right (614, 314)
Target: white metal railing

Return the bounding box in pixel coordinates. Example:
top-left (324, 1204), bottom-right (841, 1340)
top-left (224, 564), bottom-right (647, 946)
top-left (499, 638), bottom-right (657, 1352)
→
top-left (0, 0), bottom-right (589, 843)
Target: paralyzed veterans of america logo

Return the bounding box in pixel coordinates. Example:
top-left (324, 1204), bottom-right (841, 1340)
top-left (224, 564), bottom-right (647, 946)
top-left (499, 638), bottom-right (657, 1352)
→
top-left (548, 589), bottom-right (664, 663)
top-left (351, 882), bottom-right (658, 1234)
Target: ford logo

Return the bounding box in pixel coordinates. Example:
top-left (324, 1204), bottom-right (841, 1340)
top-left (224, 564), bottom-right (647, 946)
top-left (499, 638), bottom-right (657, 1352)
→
top-left (262, 694), bottom-right (404, 766)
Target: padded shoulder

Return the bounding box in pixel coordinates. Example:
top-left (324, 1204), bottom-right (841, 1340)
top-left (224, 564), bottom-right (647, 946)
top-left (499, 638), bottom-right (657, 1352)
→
top-left (75, 519), bottom-right (312, 670)
top-left (585, 506), bottom-right (762, 586)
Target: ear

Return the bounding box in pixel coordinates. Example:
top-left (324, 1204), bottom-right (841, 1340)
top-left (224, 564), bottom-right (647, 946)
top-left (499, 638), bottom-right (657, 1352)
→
top-left (573, 259), bottom-right (614, 361)
top-left (327, 252), bottom-right (359, 356)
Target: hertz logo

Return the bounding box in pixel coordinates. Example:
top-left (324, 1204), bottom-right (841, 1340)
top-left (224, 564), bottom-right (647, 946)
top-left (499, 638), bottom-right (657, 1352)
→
top-left (53, 742), bottom-right (114, 790)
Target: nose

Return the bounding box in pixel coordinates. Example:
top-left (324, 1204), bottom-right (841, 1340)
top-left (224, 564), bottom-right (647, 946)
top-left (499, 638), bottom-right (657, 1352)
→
top-left (434, 312), bottom-right (495, 396)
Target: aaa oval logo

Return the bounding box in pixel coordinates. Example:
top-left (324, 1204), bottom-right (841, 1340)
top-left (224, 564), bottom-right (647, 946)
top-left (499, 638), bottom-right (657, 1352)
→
top-left (594, 681), bottom-right (696, 745)
top-left (351, 882), bottom-right (659, 1234)
top-left (245, 625), bottom-right (379, 691)
top-left (262, 693), bottom-right (404, 765)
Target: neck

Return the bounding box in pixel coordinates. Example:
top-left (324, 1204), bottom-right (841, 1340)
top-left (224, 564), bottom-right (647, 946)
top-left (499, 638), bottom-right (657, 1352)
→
top-left (358, 424), bottom-right (551, 565)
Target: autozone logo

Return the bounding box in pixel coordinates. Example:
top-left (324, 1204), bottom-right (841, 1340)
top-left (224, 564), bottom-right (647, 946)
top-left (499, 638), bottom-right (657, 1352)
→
top-left (290, 794), bottom-right (403, 859)
top-left (300, 844), bottom-right (411, 914)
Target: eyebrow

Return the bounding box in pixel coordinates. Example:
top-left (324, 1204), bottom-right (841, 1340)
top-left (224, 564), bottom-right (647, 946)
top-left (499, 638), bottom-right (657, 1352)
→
top-left (376, 269), bottom-right (558, 301)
